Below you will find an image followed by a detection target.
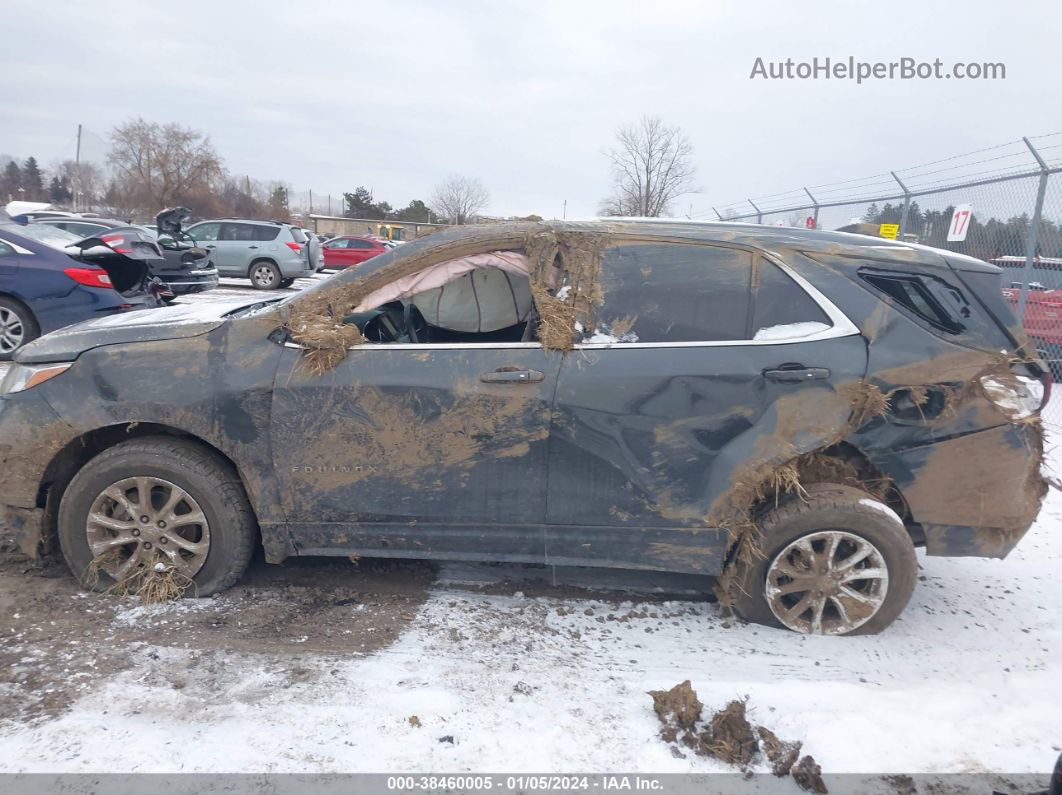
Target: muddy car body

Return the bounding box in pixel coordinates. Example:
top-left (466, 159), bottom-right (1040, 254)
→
top-left (0, 221), bottom-right (1048, 634)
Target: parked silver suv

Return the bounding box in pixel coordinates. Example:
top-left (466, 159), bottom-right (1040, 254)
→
top-left (184, 219), bottom-right (314, 289)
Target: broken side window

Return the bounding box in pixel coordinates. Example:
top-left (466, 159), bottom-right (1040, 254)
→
top-left (344, 250), bottom-right (535, 344)
top-left (860, 270), bottom-right (968, 334)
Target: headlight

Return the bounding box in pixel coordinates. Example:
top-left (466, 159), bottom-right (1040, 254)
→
top-left (0, 363), bottom-right (72, 396)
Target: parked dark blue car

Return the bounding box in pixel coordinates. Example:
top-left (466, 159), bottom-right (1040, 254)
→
top-left (0, 219), bottom-right (161, 359)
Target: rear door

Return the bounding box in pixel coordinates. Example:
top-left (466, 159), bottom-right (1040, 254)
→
top-left (544, 240), bottom-right (867, 574)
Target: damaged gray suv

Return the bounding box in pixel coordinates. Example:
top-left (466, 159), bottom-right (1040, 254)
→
top-left (0, 221), bottom-right (1049, 635)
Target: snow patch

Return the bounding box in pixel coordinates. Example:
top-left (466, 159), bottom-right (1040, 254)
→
top-left (752, 321), bottom-right (831, 341)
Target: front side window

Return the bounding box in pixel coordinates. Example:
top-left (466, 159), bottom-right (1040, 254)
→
top-left (188, 223), bottom-right (220, 242)
top-left (325, 238), bottom-right (348, 249)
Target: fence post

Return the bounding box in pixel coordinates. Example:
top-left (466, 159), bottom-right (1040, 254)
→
top-left (1017, 136), bottom-right (1051, 321)
top-left (891, 171), bottom-right (912, 238)
top-left (712, 207), bottom-right (724, 221)
top-left (803, 187), bottom-right (819, 228)
top-left (748, 199), bottom-right (762, 224)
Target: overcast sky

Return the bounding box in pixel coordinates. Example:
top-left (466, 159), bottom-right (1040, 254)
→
top-left (2, 0), bottom-right (1060, 219)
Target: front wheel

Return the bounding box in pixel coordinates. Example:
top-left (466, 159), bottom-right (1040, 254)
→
top-left (58, 437), bottom-right (257, 596)
top-left (279, 277), bottom-right (296, 288)
top-left (731, 483), bottom-right (917, 635)
top-left (249, 261), bottom-right (282, 290)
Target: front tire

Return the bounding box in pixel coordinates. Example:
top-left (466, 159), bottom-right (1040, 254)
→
top-left (279, 277), bottom-right (296, 288)
top-left (731, 483), bottom-right (917, 635)
top-left (249, 260), bottom-right (282, 290)
top-left (58, 437), bottom-right (257, 596)
top-left (0, 296), bottom-right (40, 360)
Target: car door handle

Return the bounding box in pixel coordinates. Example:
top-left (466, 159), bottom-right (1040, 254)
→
top-left (480, 368), bottom-right (544, 384)
top-left (204, 244), bottom-right (216, 248)
top-left (248, 245), bottom-right (258, 249)
top-left (763, 364), bottom-right (831, 383)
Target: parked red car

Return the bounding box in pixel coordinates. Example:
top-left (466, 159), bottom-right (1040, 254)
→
top-left (321, 236), bottom-right (390, 269)
top-left (996, 256), bottom-right (1062, 373)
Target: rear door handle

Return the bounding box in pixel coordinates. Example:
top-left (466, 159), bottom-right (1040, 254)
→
top-left (248, 245), bottom-right (259, 249)
top-left (763, 365), bottom-right (831, 383)
top-left (205, 244), bottom-right (216, 248)
top-left (480, 369), bottom-right (544, 384)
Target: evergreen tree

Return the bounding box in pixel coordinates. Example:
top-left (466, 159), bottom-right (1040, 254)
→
top-left (22, 156), bottom-right (44, 201)
top-left (1, 160), bottom-right (22, 200)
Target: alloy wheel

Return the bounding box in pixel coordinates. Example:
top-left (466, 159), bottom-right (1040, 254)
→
top-left (252, 265), bottom-right (277, 287)
top-left (765, 530), bottom-right (889, 635)
top-left (0, 306), bottom-right (25, 354)
top-left (85, 476), bottom-right (211, 581)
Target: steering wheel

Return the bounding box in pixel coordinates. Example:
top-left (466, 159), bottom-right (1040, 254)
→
top-left (403, 302), bottom-right (428, 343)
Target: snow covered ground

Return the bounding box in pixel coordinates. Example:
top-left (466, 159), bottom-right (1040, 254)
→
top-left (1, 473), bottom-right (1060, 777)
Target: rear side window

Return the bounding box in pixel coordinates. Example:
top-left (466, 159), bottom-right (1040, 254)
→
top-left (751, 258), bottom-right (830, 338)
top-left (595, 243), bottom-right (753, 342)
top-left (0, 241), bottom-right (13, 256)
top-left (289, 227), bottom-right (308, 243)
top-left (252, 225), bottom-right (281, 242)
top-left (350, 239), bottom-right (375, 250)
top-left (860, 270), bottom-right (969, 334)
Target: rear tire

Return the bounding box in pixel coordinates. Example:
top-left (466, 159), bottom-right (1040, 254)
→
top-left (0, 296), bottom-right (40, 360)
top-left (731, 483), bottom-right (917, 635)
top-left (249, 260), bottom-right (282, 290)
top-left (58, 437), bottom-right (257, 596)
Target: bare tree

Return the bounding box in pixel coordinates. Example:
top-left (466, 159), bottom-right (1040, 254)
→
top-left (430, 176), bottom-right (489, 224)
top-left (108, 117), bottom-right (223, 212)
top-left (600, 116), bottom-right (698, 217)
top-left (52, 160), bottom-right (104, 209)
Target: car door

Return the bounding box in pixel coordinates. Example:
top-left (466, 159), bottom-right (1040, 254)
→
top-left (322, 238), bottom-right (353, 268)
top-left (186, 222), bottom-right (227, 272)
top-left (544, 240), bottom-right (867, 575)
top-left (214, 222), bottom-right (261, 275)
top-left (268, 256), bottom-right (562, 561)
top-left (348, 238), bottom-right (379, 265)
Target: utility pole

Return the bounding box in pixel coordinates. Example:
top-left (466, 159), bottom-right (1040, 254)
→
top-left (563, 199), bottom-right (567, 220)
top-left (309, 188), bottom-right (313, 214)
top-left (74, 124), bottom-right (82, 212)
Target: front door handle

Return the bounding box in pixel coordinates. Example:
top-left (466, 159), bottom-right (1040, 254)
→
top-left (480, 368), bottom-right (544, 384)
top-left (763, 364), bottom-right (831, 383)
top-left (248, 245), bottom-right (259, 249)
top-left (204, 244), bottom-right (216, 248)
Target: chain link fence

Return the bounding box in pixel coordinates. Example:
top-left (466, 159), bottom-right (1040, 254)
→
top-left (697, 133), bottom-right (1062, 425)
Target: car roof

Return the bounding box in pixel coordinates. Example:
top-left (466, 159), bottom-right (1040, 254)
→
top-left (36, 217), bottom-right (125, 227)
top-left (400, 219), bottom-right (1001, 274)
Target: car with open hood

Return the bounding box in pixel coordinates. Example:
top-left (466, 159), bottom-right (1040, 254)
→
top-left (0, 220), bottom-right (1048, 635)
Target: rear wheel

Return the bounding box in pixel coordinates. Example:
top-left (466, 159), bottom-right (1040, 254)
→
top-left (0, 297), bottom-right (40, 360)
top-left (58, 437), bottom-right (257, 596)
top-left (249, 261), bottom-right (282, 290)
top-left (731, 483), bottom-right (917, 635)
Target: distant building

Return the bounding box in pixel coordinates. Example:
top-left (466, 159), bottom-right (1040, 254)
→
top-left (307, 214), bottom-right (445, 241)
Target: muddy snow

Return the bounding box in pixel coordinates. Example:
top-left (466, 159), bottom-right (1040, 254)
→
top-left (1, 475), bottom-right (1060, 777)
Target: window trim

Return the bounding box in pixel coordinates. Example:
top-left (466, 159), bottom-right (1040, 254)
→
top-left (281, 257), bottom-right (857, 352)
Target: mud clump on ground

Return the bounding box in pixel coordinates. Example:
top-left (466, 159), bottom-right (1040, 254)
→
top-left (792, 754), bottom-right (828, 793)
top-left (757, 725), bottom-right (803, 777)
top-left (649, 682), bottom-right (825, 792)
top-left (703, 699), bottom-right (758, 767)
top-left (648, 680), bottom-right (702, 741)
